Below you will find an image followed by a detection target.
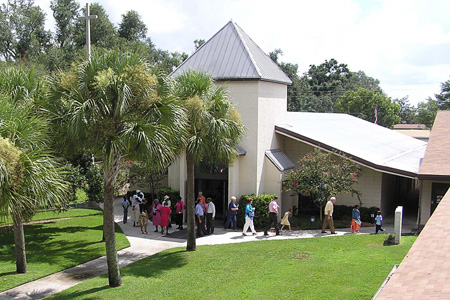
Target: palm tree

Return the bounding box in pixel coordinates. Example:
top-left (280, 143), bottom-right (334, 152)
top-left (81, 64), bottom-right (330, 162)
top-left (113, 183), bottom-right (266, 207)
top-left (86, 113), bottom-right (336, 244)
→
top-left (173, 70), bottom-right (245, 251)
top-left (47, 50), bottom-right (186, 287)
top-left (0, 92), bottom-right (68, 274)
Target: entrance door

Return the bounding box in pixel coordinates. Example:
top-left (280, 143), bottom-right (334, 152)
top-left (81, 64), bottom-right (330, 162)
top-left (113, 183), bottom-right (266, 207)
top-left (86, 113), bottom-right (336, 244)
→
top-left (431, 183), bottom-right (450, 214)
top-left (195, 179), bottom-right (228, 220)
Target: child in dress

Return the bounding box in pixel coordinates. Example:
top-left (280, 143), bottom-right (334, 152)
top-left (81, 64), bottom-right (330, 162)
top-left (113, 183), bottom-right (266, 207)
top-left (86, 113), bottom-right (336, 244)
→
top-left (138, 211), bottom-right (148, 234)
top-left (280, 209), bottom-right (292, 231)
top-left (375, 210), bottom-right (385, 233)
top-left (160, 201), bottom-right (172, 236)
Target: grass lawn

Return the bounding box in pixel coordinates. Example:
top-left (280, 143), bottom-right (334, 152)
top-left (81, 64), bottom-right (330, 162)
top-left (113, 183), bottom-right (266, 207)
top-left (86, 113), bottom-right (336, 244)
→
top-left (49, 234), bottom-right (415, 300)
top-left (0, 208), bottom-right (102, 226)
top-left (0, 210), bottom-right (130, 292)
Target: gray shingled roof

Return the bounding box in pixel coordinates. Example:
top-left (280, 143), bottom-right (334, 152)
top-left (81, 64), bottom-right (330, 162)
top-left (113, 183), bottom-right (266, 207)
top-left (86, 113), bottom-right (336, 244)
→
top-left (265, 149), bottom-right (295, 172)
top-left (171, 21), bottom-right (292, 85)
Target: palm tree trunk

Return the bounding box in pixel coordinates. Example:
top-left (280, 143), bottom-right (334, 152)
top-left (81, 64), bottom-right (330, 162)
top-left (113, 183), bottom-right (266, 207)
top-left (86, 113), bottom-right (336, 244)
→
top-left (103, 164), bottom-right (122, 287)
top-left (13, 215), bottom-right (27, 273)
top-left (186, 152), bottom-right (196, 251)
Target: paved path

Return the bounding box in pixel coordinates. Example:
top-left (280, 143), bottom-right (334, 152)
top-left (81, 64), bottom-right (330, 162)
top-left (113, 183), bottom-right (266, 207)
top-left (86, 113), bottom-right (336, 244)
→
top-left (0, 199), bottom-right (415, 300)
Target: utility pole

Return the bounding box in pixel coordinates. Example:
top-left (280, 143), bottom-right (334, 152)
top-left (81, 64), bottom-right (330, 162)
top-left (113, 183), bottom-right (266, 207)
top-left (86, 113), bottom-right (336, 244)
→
top-left (79, 3), bottom-right (98, 59)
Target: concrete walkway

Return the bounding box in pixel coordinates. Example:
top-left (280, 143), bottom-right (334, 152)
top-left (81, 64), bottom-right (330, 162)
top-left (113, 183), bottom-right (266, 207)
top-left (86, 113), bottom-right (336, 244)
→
top-left (0, 199), bottom-right (415, 300)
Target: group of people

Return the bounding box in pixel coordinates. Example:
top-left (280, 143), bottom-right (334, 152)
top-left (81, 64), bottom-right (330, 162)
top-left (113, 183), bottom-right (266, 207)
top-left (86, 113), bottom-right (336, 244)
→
top-left (195, 192), bottom-right (216, 237)
top-left (123, 192), bottom-right (386, 237)
top-left (322, 196), bottom-right (385, 234)
top-left (122, 192), bottom-right (185, 236)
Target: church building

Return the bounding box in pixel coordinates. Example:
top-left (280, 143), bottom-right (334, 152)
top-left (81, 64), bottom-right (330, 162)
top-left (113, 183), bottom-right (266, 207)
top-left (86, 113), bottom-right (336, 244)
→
top-left (168, 21), bottom-right (434, 225)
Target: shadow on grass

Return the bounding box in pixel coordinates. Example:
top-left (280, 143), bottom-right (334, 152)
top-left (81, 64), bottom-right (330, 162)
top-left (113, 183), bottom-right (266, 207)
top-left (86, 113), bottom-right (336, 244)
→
top-left (119, 250), bottom-right (188, 279)
top-left (0, 270), bottom-right (17, 277)
top-left (50, 285), bottom-right (111, 300)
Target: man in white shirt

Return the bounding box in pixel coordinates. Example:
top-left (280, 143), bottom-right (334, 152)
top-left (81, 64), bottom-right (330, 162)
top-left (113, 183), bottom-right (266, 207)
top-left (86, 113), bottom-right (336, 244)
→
top-left (206, 198), bottom-right (216, 234)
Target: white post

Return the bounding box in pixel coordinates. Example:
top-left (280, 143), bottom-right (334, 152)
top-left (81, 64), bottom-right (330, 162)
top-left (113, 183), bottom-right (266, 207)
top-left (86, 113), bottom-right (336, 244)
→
top-left (79, 3), bottom-right (98, 59)
top-left (394, 206), bottom-right (403, 244)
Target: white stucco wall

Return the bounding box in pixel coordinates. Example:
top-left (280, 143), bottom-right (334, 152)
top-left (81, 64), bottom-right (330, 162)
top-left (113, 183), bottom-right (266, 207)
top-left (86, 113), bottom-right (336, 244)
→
top-left (280, 135), bottom-right (383, 209)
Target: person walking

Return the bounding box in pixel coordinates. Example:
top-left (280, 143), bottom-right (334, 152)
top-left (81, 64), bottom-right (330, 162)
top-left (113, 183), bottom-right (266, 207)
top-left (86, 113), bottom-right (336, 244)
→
top-left (280, 209), bottom-right (292, 231)
top-left (206, 198), bottom-right (216, 234)
top-left (122, 196), bottom-right (129, 224)
top-left (152, 199), bottom-right (162, 232)
top-left (264, 196), bottom-right (280, 236)
top-left (242, 198), bottom-right (257, 236)
top-left (163, 195), bottom-right (172, 228)
top-left (351, 205), bottom-right (361, 234)
top-left (138, 210), bottom-right (149, 234)
top-left (375, 210), bottom-right (385, 234)
top-left (195, 197), bottom-right (207, 237)
top-left (131, 195), bottom-right (140, 227)
top-left (160, 201), bottom-right (171, 235)
top-left (224, 196), bottom-right (239, 230)
top-left (175, 196), bottom-right (185, 230)
top-left (322, 196), bottom-right (337, 234)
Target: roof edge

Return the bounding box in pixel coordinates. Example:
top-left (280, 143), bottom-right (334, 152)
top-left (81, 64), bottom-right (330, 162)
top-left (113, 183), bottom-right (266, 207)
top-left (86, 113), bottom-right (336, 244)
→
top-left (275, 126), bottom-right (418, 179)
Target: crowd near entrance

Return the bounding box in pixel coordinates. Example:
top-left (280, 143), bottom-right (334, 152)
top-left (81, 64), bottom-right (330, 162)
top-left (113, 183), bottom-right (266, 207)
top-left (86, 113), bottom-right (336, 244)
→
top-left (194, 162), bottom-right (228, 221)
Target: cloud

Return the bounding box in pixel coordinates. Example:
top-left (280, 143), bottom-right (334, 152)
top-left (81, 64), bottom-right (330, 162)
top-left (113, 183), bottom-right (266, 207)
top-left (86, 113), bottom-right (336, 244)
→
top-left (18, 0), bottom-right (450, 105)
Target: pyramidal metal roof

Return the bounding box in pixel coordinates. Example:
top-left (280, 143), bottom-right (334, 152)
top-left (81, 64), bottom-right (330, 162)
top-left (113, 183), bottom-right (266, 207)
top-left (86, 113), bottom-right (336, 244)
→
top-left (171, 21), bottom-right (292, 85)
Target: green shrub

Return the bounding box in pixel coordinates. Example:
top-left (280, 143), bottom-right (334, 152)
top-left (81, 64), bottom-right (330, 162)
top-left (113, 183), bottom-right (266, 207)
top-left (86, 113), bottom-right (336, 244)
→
top-left (237, 194), bottom-right (275, 229)
top-left (85, 164), bottom-right (104, 203)
top-left (332, 204), bottom-right (380, 223)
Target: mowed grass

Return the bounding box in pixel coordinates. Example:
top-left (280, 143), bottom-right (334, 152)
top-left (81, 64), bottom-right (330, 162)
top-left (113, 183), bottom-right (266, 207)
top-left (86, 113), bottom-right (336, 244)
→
top-left (49, 234), bottom-right (416, 300)
top-left (0, 209), bottom-right (102, 226)
top-left (0, 211), bottom-right (130, 292)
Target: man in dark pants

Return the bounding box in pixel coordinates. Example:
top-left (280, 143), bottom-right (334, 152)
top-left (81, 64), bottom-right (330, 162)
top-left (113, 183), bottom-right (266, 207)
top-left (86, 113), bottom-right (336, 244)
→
top-left (264, 196), bottom-right (280, 236)
top-left (195, 198), bottom-right (207, 237)
top-left (206, 197), bottom-right (216, 234)
top-left (224, 196), bottom-right (239, 230)
top-left (122, 196), bottom-right (129, 224)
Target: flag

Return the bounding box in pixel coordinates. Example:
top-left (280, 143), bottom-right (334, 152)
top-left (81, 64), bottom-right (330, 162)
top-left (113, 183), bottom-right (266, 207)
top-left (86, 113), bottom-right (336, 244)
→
top-left (374, 105), bottom-right (378, 124)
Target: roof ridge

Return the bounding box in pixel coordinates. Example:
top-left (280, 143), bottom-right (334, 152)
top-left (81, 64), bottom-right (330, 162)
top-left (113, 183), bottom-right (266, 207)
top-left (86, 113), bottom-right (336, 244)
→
top-left (230, 21), bottom-right (262, 79)
top-left (233, 22), bottom-right (292, 84)
top-left (169, 21), bottom-right (234, 77)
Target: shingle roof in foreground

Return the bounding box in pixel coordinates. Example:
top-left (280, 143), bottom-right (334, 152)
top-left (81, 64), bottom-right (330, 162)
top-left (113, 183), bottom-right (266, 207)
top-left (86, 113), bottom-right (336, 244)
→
top-left (275, 112), bottom-right (428, 177)
top-left (418, 110), bottom-right (450, 179)
top-left (171, 21), bottom-right (292, 85)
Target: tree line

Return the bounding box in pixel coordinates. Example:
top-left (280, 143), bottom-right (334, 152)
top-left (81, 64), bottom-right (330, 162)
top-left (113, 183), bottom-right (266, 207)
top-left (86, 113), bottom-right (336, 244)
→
top-left (270, 50), bottom-right (449, 128)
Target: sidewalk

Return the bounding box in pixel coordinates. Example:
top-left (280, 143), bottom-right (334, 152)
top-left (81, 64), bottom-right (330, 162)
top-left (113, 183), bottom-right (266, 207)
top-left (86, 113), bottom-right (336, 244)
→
top-left (0, 199), bottom-right (414, 300)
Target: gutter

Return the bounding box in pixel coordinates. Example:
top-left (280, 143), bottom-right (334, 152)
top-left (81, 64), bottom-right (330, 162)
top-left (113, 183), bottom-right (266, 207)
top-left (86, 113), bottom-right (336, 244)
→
top-left (372, 264), bottom-right (399, 299)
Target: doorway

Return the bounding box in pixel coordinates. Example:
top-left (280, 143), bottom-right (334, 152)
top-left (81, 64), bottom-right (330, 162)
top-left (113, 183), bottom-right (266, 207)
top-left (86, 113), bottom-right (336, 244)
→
top-left (431, 183), bottom-right (450, 214)
top-left (194, 162), bottom-right (228, 220)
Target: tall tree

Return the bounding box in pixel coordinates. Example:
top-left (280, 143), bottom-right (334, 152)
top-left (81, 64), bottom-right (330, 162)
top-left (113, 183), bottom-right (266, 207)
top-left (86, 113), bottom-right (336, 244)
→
top-left (435, 78), bottom-right (450, 110)
top-left (194, 39), bottom-right (205, 50)
top-left (50, 0), bottom-right (80, 48)
top-left (173, 70), bottom-right (245, 252)
top-left (283, 149), bottom-right (361, 220)
top-left (306, 58), bottom-right (351, 112)
top-left (416, 97), bottom-right (438, 128)
top-left (0, 0), bottom-right (51, 61)
top-left (345, 71), bottom-right (383, 94)
top-left (336, 88), bottom-right (401, 128)
top-left (74, 3), bottom-right (116, 48)
top-left (0, 67), bottom-right (68, 273)
top-left (394, 96), bottom-right (417, 124)
top-left (118, 10), bottom-right (147, 41)
top-left (47, 50), bottom-right (186, 286)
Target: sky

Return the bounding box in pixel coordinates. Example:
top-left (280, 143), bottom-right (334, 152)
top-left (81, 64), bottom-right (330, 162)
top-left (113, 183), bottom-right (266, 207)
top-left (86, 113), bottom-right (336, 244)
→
top-left (30, 0), bottom-right (450, 105)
